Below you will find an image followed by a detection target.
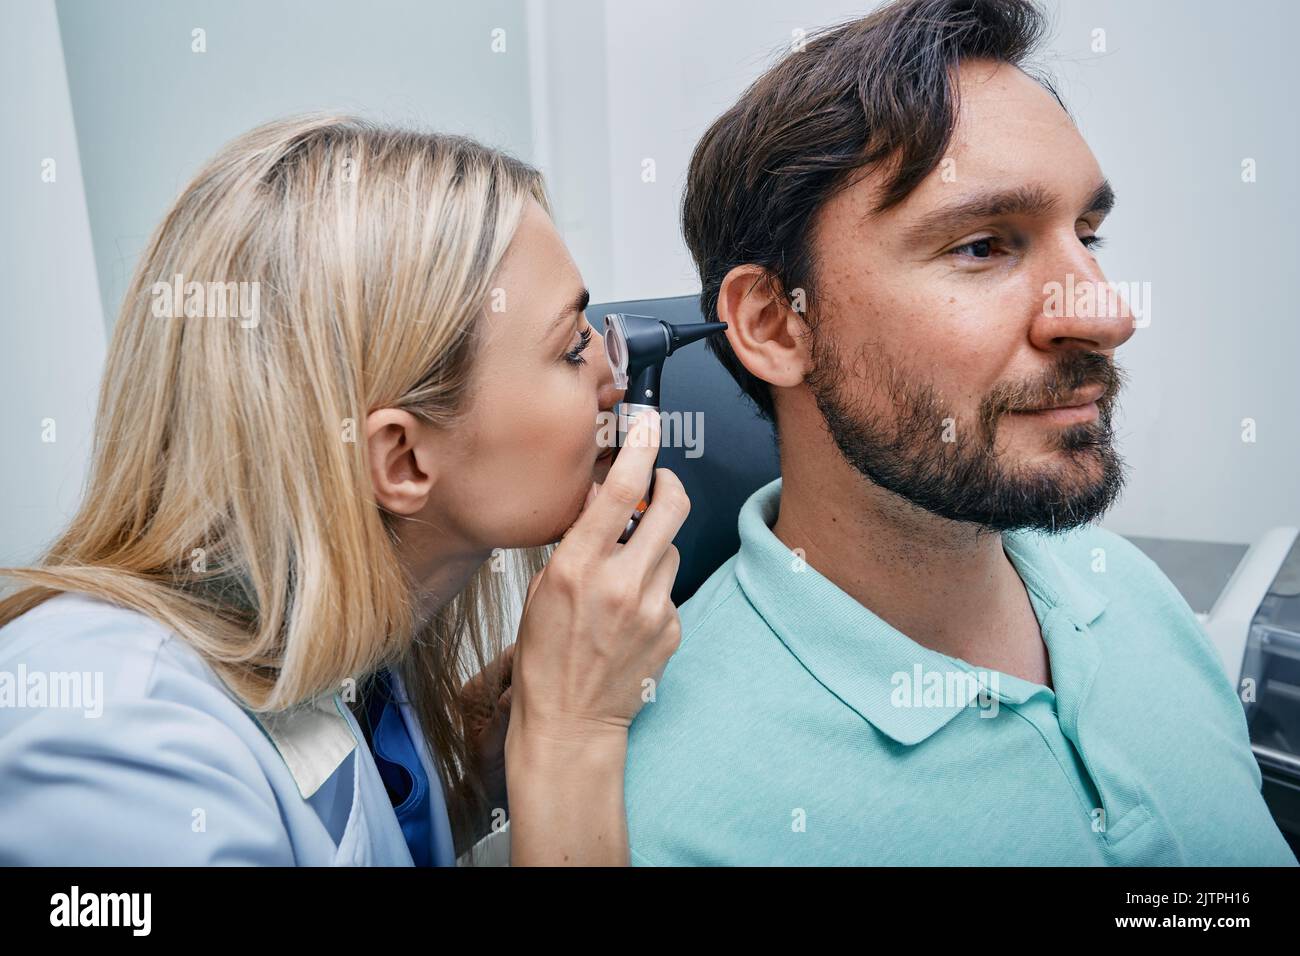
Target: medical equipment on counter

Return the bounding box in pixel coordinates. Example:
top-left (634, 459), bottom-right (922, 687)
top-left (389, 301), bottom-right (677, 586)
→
top-left (1136, 527), bottom-right (1300, 844)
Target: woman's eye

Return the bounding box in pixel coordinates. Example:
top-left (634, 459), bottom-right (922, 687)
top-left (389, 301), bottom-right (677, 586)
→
top-left (564, 326), bottom-right (593, 367)
top-left (1081, 234), bottom-right (1106, 251)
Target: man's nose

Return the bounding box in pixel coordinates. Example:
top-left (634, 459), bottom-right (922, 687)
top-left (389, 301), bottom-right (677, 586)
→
top-left (1028, 236), bottom-right (1137, 354)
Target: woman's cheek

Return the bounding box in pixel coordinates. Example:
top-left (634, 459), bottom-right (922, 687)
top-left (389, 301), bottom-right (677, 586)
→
top-left (517, 408), bottom-right (585, 490)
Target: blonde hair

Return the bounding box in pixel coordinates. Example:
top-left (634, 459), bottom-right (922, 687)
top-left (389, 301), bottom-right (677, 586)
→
top-left (0, 114), bottom-right (551, 857)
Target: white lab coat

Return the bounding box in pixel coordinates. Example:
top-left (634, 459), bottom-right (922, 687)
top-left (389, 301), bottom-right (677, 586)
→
top-left (0, 591), bottom-right (456, 865)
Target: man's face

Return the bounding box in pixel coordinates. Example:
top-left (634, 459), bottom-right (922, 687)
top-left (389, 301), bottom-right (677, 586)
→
top-left (803, 58), bottom-right (1135, 534)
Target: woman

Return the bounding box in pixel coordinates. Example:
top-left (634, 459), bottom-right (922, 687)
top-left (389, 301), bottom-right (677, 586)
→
top-left (0, 115), bottom-right (688, 865)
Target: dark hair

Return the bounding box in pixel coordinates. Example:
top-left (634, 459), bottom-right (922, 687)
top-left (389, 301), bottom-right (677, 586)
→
top-left (682, 0), bottom-right (1064, 423)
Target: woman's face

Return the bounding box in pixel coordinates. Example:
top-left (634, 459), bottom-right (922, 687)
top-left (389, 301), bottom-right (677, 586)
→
top-left (410, 199), bottom-right (625, 550)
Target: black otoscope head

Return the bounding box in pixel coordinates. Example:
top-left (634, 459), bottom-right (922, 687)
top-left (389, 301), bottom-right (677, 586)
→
top-left (603, 313), bottom-right (729, 409)
top-left (601, 312), bottom-right (728, 543)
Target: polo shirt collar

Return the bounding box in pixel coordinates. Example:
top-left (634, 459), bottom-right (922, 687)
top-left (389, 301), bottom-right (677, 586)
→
top-left (732, 477), bottom-right (1110, 746)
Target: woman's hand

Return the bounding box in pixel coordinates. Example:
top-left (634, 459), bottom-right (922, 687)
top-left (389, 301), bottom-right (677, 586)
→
top-left (459, 643), bottom-right (514, 837)
top-left (513, 409), bottom-right (687, 740)
top-left (505, 409), bottom-right (690, 865)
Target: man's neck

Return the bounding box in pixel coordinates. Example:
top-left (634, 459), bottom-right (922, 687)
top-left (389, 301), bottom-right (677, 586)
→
top-left (770, 442), bottom-right (1044, 676)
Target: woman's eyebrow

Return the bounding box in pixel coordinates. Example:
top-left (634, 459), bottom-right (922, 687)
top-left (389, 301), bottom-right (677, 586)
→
top-left (898, 179), bottom-right (1115, 247)
top-left (546, 287), bottom-right (590, 338)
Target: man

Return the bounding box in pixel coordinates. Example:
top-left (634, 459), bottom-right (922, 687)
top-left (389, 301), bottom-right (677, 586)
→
top-left (623, 0), bottom-right (1297, 865)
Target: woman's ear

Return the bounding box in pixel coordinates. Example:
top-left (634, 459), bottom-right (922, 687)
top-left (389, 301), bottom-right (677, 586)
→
top-left (716, 264), bottom-right (809, 389)
top-left (365, 408), bottom-right (439, 516)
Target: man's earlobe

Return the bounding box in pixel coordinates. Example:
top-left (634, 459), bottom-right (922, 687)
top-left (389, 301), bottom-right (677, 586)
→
top-left (365, 408), bottom-right (437, 516)
top-left (717, 264), bottom-right (808, 389)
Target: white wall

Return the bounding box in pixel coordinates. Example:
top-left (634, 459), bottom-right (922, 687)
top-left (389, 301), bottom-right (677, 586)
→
top-left (533, 0), bottom-right (1300, 546)
top-left (56, 0), bottom-right (536, 335)
top-left (523, 0), bottom-right (615, 309)
top-left (0, 0), bottom-right (106, 567)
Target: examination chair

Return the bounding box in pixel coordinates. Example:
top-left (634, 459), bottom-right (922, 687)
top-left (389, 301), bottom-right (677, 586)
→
top-left (588, 294), bottom-right (780, 606)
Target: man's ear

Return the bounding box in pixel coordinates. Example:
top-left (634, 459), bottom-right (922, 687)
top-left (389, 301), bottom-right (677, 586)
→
top-left (716, 264), bottom-right (809, 389)
top-left (365, 408), bottom-right (439, 516)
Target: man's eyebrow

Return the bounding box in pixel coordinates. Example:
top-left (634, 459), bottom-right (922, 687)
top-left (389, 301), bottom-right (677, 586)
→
top-left (898, 179), bottom-right (1116, 247)
top-left (1081, 179), bottom-right (1116, 219)
top-left (548, 287), bottom-right (590, 337)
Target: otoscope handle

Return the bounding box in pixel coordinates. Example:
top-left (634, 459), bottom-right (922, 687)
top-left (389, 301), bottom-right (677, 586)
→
top-left (616, 403), bottom-right (659, 544)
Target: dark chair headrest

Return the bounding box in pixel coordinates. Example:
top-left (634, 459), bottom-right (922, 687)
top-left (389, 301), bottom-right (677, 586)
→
top-left (588, 294), bottom-right (780, 605)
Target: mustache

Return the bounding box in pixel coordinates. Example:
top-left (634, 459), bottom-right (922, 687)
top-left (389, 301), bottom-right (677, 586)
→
top-left (992, 352), bottom-right (1125, 417)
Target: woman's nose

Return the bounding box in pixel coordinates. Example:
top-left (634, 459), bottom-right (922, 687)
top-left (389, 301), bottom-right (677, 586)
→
top-left (599, 375), bottom-right (626, 411)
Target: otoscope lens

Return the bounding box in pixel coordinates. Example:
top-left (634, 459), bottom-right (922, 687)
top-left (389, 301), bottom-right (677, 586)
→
top-left (604, 313), bottom-right (629, 388)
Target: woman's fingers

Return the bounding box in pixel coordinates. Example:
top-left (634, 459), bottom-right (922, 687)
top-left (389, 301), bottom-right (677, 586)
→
top-left (644, 541), bottom-right (681, 611)
top-left (521, 562), bottom-right (547, 617)
top-left (562, 409), bottom-right (661, 562)
top-left (496, 641), bottom-right (515, 691)
top-left (621, 466), bottom-right (690, 570)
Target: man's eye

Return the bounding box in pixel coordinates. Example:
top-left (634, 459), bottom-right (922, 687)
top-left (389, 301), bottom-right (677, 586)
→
top-left (950, 237), bottom-right (999, 259)
top-left (948, 233), bottom-right (1105, 260)
top-left (564, 326), bottom-right (593, 366)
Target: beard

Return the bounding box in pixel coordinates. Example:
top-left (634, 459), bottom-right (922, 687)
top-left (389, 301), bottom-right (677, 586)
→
top-left (804, 330), bottom-right (1128, 535)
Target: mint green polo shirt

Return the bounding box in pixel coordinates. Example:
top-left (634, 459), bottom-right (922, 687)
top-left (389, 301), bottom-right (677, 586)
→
top-left (624, 477), bottom-right (1297, 865)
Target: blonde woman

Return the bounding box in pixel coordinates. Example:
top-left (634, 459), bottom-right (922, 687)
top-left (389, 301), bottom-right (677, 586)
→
top-left (0, 115), bottom-right (688, 866)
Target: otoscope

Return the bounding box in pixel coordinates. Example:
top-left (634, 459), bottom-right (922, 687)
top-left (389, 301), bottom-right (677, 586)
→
top-left (602, 312), bottom-right (728, 543)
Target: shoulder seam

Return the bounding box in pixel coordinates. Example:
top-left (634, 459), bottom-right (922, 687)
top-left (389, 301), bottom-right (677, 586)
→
top-left (680, 580), bottom-right (742, 649)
